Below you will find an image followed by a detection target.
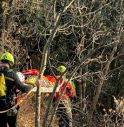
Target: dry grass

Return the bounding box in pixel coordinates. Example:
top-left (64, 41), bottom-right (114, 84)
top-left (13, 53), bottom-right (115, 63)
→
top-left (17, 93), bottom-right (58, 127)
top-left (17, 93), bottom-right (36, 127)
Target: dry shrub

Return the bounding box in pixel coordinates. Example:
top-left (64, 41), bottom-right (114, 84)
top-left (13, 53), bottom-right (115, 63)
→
top-left (113, 96), bottom-right (124, 114)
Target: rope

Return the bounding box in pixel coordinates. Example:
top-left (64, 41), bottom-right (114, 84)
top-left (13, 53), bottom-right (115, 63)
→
top-left (0, 89), bottom-right (33, 113)
top-left (0, 78), bottom-right (65, 113)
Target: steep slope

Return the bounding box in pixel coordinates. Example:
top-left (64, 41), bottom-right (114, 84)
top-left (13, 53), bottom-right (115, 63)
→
top-left (17, 93), bottom-right (58, 127)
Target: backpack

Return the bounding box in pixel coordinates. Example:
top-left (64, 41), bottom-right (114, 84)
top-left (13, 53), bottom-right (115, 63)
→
top-left (0, 73), bottom-right (6, 96)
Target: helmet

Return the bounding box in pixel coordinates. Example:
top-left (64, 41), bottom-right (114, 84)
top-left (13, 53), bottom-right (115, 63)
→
top-left (0, 52), bottom-right (14, 65)
top-left (22, 69), bottom-right (39, 75)
top-left (57, 65), bottom-right (66, 73)
top-left (16, 72), bottom-right (25, 82)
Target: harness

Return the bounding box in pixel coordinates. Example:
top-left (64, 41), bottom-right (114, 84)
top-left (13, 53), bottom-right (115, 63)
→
top-left (0, 89), bottom-right (33, 113)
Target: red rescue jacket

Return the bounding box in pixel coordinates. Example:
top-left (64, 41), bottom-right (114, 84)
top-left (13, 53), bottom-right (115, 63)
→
top-left (46, 75), bottom-right (75, 101)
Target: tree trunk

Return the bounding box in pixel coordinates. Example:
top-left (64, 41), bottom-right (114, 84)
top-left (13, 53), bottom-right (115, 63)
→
top-left (79, 68), bottom-right (83, 109)
top-left (88, 42), bottom-right (119, 126)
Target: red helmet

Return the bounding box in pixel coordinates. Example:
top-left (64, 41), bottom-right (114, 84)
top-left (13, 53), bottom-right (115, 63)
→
top-left (22, 69), bottom-right (39, 75)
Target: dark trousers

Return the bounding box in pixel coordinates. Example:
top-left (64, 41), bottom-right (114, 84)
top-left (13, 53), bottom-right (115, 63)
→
top-left (0, 112), bottom-right (17, 127)
top-left (56, 100), bottom-right (72, 127)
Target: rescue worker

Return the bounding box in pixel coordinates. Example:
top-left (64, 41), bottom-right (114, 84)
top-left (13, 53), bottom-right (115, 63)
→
top-left (46, 65), bottom-right (76, 127)
top-left (22, 69), bottom-right (39, 86)
top-left (56, 65), bottom-right (76, 127)
top-left (0, 52), bottom-right (32, 127)
top-left (23, 69), bottom-right (53, 94)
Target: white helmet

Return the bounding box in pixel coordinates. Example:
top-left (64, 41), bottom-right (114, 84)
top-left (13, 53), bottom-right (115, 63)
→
top-left (16, 72), bottom-right (25, 82)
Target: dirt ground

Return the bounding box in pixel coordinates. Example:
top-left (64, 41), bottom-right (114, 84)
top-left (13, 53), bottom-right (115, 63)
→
top-left (17, 93), bottom-right (58, 127)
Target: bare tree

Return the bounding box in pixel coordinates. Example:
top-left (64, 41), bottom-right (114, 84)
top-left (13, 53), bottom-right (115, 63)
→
top-left (0, 0), bottom-right (124, 127)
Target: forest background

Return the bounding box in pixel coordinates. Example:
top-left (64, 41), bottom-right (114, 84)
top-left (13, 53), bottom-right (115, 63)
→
top-left (0, 0), bottom-right (124, 127)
